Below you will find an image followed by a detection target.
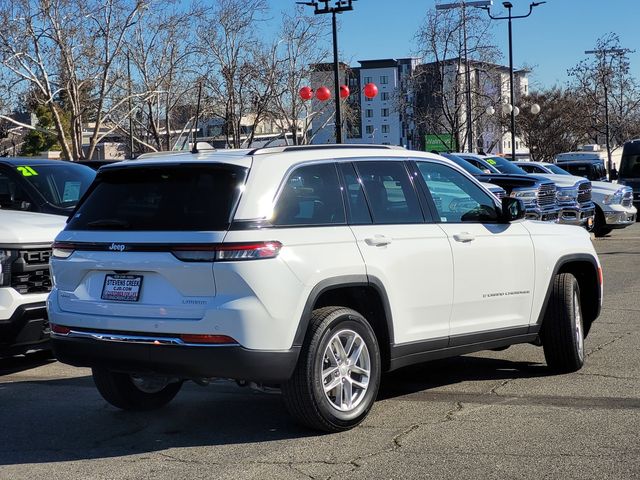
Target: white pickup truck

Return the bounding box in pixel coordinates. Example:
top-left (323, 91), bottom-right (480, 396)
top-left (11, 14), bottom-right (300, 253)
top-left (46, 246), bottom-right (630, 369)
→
top-left (0, 210), bottom-right (66, 356)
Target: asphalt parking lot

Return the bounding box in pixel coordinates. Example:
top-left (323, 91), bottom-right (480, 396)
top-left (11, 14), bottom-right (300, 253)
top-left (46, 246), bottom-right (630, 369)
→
top-left (1, 225), bottom-right (639, 480)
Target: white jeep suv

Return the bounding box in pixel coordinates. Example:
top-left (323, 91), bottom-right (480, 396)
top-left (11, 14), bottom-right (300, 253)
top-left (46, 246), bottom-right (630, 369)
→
top-left (48, 145), bottom-right (602, 432)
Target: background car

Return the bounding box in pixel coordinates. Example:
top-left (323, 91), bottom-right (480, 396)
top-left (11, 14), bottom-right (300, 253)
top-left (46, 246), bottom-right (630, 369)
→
top-left (618, 139), bottom-right (640, 211)
top-left (456, 154), bottom-right (594, 229)
top-left (0, 158), bottom-right (96, 216)
top-left (450, 153), bottom-right (560, 222)
top-left (516, 161), bottom-right (636, 237)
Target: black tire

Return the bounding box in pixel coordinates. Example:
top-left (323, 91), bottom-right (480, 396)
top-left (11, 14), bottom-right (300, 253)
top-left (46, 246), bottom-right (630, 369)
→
top-left (92, 368), bottom-right (183, 411)
top-left (282, 306), bottom-right (381, 432)
top-left (593, 207), bottom-right (613, 237)
top-left (540, 273), bottom-right (585, 373)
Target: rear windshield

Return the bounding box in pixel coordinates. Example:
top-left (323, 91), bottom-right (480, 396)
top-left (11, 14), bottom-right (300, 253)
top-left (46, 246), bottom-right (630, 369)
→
top-left (620, 154), bottom-right (640, 178)
top-left (66, 164), bottom-right (247, 231)
top-left (16, 163), bottom-right (95, 209)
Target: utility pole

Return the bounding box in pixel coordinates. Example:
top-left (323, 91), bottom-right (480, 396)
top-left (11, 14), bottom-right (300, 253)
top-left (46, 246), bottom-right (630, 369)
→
top-left (479, 1), bottom-right (545, 161)
top-left (298, 0), bottom-right (355, 144)
top-left (585, 48), bottom-right (626, 176)
top-left (127, 53), bottom-right (135, 159)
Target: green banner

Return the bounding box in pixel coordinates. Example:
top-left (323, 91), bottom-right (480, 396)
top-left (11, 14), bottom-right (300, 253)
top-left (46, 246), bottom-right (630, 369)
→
top-left (425, 134), bottom-right (454, 152)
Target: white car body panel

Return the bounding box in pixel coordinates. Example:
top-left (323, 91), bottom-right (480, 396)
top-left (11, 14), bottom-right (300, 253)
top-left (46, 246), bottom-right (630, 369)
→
top-left (0, 210), bottom-right (65, 321)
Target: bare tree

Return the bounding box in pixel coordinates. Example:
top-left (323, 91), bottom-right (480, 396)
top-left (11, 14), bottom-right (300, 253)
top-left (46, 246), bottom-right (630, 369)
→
top-left (410, 7), bottom-right (502, 151)
top-left (196, 0), bottom-right (274, 149)
top-left (516, 88), bottom-right (584, 162)
top-left (265, 6), bottom-right (330, 145)
top-left (568, 33), bottom-right (640, 154)
top-left (126, 3), bottom-right (202, 152)
top-left (0, 0), bottom-right (150, 160)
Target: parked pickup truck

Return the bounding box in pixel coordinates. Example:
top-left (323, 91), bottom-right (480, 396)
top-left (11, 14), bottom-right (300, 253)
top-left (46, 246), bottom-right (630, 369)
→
top-left (48, 145), bottom-right (602, 432)
top-left (449, 153), bottom-right (560, 222)
top-left (0, 210), bottom-right (65, 356)
top-left (516, 161), bottom-right (636, 237)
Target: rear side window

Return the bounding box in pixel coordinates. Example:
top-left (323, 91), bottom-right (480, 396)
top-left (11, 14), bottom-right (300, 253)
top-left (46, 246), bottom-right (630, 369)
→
top-left (355, 161), bottom-right (424, 224)
top-left (272, 163), bottom-right (345, 226)
top-left (67, 164), bottom-right (247, 231)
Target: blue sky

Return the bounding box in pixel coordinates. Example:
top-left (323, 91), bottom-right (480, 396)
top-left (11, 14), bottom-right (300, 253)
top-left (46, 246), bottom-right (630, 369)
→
top-left (271, 0), bottom-right (640, 90)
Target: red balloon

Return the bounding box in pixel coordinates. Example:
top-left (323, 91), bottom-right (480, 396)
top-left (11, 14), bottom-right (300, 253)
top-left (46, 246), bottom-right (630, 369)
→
top-left (299, 86), bottom-right (313, 101)
top-left (316, 86), bottom-right (331, 101)
top-left (363, 82), bottom-right (378, 99)
top-left (340, 85), bottom-right (350, 99)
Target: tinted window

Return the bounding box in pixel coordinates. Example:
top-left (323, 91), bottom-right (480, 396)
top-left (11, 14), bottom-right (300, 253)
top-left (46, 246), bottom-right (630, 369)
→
top-left (418, 162), bottom-right (499, 223)
top-left (0, 171), bottom-right (33, 211)
top-left (441, 153), bottom-right (485, 175)
top-left (561, 164), bottom-right (590, 179)
top-left (15, 163), bottom-right (95, 209)
top-left (546, 164), bottom-right (571, 175)
top-left (484, 156), bottom-right (528, 175)
top-left (272, 163), bottom-right (345, 226)
top-left (355, 161), bottom-right (423, 224)
top-left (462, 156), bottom-right (499, 173)
top-left (518, 164), bottom-right (544, 173)
top-left (67, 165), bottom-right (247, 231)
top-left (339, 163), bottom-right (372, 224)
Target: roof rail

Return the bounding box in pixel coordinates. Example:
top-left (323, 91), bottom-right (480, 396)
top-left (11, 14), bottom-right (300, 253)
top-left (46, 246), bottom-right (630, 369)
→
top-left (248, 144), bottom-right (406, 155)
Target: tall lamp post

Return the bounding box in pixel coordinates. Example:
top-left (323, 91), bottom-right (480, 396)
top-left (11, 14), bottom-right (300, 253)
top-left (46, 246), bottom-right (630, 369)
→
top-left (436, 1), bottom-right (493, 153)
top-left (298, 0), bottom-right (355, 144)
top-left (478, 1), bottom-right (545, 161)
top-left (585, 48), bottom-right (626, 176)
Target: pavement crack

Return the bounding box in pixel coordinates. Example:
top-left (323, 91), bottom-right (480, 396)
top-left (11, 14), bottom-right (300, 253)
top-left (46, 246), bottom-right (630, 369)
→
top-left (489, 379), bottom-right (511, 396)
top-left (577, 372), bottom-right (639, 381)
top-left (586, 332), bottom-right (633, 357)
top-left (444, 401), bottom-right (463, 421)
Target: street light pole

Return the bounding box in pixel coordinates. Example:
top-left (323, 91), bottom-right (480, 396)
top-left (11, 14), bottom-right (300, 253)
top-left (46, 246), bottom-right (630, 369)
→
top-left (298, 1), bottom-right (355, 144)
top-left (585, 48), bottom-right (626, 176)
top-left (479, 1), bottom-right (545, 161)
top-left (436, 1), bottom-right (493, 153)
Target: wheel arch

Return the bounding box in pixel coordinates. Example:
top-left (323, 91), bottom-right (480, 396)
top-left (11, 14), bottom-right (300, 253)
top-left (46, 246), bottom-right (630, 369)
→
top-left (293, 275), bottom-right (394, 371)
top-left (537, 254), bottom-right (602, 336)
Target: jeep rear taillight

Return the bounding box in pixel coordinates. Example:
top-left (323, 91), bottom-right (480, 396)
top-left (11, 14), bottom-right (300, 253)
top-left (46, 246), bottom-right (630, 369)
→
top-left (51, 242), bottom-right (75, 259)
top-left (171, 241), bottom-right (282, 262)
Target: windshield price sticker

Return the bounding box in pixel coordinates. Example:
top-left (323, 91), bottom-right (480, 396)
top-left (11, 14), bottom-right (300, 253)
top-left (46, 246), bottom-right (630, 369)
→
top-left (486, 158), bottom-right (498, 165)
top-left (101, 274), bottom-right (143, 302)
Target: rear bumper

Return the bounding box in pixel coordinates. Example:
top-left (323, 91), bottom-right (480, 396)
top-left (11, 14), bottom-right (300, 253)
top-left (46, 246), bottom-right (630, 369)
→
top-left (50, 331), bottom-right (300, 383)
top-left (0, 302), bottom-right (49, 356)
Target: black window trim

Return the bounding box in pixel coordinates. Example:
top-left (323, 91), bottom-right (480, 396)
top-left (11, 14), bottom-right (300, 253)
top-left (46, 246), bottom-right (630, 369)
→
top-left (410, 157), bottom-right (503, 225)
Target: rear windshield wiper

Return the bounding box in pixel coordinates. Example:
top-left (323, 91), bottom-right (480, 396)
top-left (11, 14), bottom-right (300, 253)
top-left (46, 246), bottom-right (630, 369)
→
top-left (85, 219), bottom-right (131, 229)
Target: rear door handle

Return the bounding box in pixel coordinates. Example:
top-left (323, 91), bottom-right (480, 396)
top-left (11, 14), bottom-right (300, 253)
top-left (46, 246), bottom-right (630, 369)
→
top-left (364, 235), bottom-right (393, 247)
top-left (453, 232), bottom-right (475, 243)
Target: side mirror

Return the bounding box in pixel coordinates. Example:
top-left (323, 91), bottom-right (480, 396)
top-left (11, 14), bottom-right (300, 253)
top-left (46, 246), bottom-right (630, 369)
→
top-left (500, 197), bottom-right (526, 222)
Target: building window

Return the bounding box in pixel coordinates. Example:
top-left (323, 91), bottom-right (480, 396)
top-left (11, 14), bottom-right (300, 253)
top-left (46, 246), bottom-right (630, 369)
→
top-left (381, 92), bottom-right (389, 101)
top-left (365, 109), bottom-right (373, 118)
top-left (363, 76), bottom-right (373, 84)
top-left (365, 125), bottom-right (374, 134)
top-left (381, 108), bottom-right (389, 117)
top-left (381, 124), bottom-right (390, 133)
top-left (380, 75), bottom-right (388, 85)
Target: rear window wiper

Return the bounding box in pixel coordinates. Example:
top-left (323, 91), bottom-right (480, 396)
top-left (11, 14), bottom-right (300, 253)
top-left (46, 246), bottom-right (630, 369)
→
top-left (85, 219), bottom-right (131, 229)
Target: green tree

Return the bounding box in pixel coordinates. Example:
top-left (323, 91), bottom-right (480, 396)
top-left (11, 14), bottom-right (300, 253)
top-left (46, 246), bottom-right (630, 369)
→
top-left (20, 105), bottom-right (69, 156)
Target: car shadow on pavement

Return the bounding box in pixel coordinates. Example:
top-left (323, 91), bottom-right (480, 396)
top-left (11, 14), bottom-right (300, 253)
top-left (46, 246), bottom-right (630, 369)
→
top-left (0, 354), bottom-right (548, 466)
top-left (0, 350), bottom-right (56, 377)
top-left (378, 354), bottom-right (548, 400)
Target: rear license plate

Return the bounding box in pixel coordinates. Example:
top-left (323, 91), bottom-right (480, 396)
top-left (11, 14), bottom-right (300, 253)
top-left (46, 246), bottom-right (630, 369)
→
top-left (101, 274), bottom-right (143, 302)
